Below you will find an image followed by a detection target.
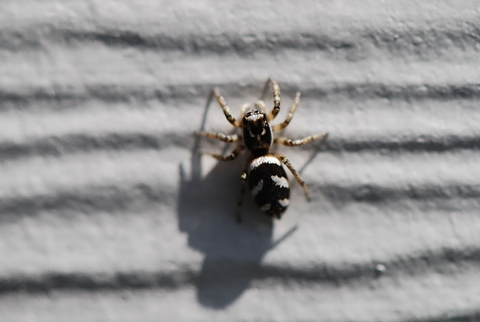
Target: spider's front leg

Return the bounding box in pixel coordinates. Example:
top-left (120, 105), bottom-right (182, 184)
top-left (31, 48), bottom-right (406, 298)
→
top-left (266, 78), bottom-right (281, 121)
top-left (214, 88), bottom-right (242, 128)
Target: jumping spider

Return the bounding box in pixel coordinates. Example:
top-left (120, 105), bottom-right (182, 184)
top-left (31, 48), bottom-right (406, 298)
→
top-left (196, 78), bottom-right (328, 222)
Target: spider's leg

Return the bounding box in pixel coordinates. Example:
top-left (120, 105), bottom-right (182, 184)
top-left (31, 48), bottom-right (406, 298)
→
top-left (275, 133), bottom-right (328, 147)
top-left (195, 131), bottom-right (242, 143)
top-left (214, 88), bottom-right (242, 127)
top-left (266, 78), bottom-right (281, 121)
top-left (202, 145), bottom-right (245, 161)
top-left (236, 157), bottom-right (251, 223)
top-left (272, 92), bottom-right (300, 132)
top-left (273, 153), bottom-right (311, 201)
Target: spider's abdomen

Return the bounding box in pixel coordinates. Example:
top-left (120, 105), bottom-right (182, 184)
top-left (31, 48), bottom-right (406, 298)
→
top-left (248, 155), bottom-right (290, 219)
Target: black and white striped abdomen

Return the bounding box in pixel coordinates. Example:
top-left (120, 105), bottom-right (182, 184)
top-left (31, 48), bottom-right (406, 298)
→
top-left (248, 155), bottom-right (290, 219)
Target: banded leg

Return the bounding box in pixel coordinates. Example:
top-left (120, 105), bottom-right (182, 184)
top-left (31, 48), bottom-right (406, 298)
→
top-left (236, 158), bottom-right (251, 223)
top-left (275, 133), bottom-right (329, 147)
top-left (274, 153), bottom-right (311, 201)
top-left (272, 92), bottom-right (301, 132)
top-left (266, 79), bottom-right (281, 121)
top-left (195, 131), bottom-right (241, 143)
top-left (214, 88), bottom-right (242, 127)
top-left (203, 145), bottom-right (245, 161)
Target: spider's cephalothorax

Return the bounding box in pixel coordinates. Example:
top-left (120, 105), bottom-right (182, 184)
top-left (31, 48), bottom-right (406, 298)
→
top-left (242, 110), bottom-right (272, 156)
top-left (196, 78), bottom-right (328, 222)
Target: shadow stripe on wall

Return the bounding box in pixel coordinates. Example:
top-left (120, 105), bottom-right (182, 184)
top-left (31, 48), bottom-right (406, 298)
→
top-left (316, 183), bottom-right (480, 204)
top-left (0, 245), bottom-right (478, 295)
top-left (1, 22), bottom-right (479, 57)
top-left (326, 135), bottom-right (480, 153)
top-left (407, 309), bottom-right (480, 322)
top-left (0, 183), bottom-right (171, 219)
top-left (1, 181), bottom-right (479, 220)
top-left (1, 83), bottom-right (479, 110)
top-left (0, 133), bottom-right (187, 161)
top-left (0, 133), bottom-right (478, 162)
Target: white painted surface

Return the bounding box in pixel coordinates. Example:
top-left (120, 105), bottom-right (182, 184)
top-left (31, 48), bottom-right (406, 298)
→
top-left (1, 1), bottom-right (480, 321)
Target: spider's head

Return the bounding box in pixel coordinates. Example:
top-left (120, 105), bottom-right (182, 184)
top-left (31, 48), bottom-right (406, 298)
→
top-left (243, 110), bottom-right (268, 136)
top-left (242, 110), bottom-right (272, 156)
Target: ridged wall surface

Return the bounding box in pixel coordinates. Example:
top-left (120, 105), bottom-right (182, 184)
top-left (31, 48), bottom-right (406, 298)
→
top-left (1, 1), bottom-right (480, 321)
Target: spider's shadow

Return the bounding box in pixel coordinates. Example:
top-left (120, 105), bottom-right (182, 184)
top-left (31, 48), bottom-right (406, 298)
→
top-left (177, 84), bottom-right (316, 309)
top-left (177, 89), bottom-right (277, 308)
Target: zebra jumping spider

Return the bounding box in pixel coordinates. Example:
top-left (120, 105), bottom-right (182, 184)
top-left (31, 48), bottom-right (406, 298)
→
top-left (196, 78), bottom-right (328, 222)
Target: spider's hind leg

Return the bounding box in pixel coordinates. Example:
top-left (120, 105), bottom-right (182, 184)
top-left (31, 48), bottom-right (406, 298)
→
top-left (273, 153), bottom-right (311, 201)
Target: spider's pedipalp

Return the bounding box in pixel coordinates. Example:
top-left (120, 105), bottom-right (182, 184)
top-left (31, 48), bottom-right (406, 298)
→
top-left (240, 104), bottom-right (250, 119)
top-left (254, 100), bottom-right (267, 113)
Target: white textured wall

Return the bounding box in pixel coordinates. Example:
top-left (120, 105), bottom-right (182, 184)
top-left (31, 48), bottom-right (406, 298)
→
top-left (1, 1), bottom-right (480, 321)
